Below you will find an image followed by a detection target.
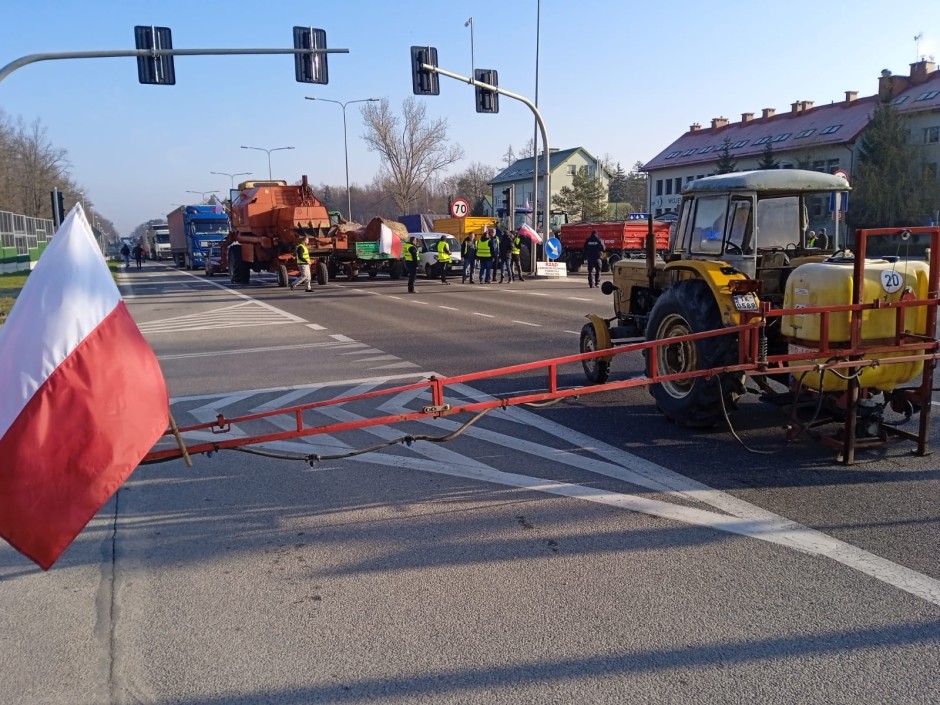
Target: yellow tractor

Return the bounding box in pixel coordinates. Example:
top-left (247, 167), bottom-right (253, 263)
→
top-left (581, 169), bottom-right (931, 430)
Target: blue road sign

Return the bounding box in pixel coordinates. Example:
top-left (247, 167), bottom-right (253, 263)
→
top-left (829, 192), bottom-right (848, 212)
top-left (545, 237), bottom-right (561, 260)
top-left (628, 212), bottom-right (649, 220)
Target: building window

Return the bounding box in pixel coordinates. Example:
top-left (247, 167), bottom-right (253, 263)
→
top-left (731, 140), bottom-right (749, 148)
top-left (894, 95), bottom-right (909, 105)
top-left (566, 165), bottom-right (576, 175)
top-left (812, 160), bottom-right (826, 172)
top-left (820, 124), bottom-right (843, 135)
top-left (655, 179), bottom-right (663, 196)
top-left (665, 179), bottom-right (673, 195)
top-left (924, 126), bottom-right (940, 144)
top-left (674, 177), bottom-right (682, 193)
top-left (686, 175), bottom-right (695, 182)
top-left (681, 148), bottom-right (696, 156)
top-left (796, 129), bottom-right (815, 138)
top-left (699, 146), bottom-right (715, 154)
top-left (754, 136), bottom-right (771, 145)
top-left (665, 151), bottom-right (681, 159)
top-left (915, 90), bottom-right (940, 101)
top-left (826, 159), bottom-right (840, 173)
top-left (771, 133), bottom-right (792, 142)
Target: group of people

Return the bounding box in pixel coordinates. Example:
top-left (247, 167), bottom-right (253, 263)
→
top-left (119, 242), bottom-right (145, 269)
top-left (458, 228), bottom-right (527, 285)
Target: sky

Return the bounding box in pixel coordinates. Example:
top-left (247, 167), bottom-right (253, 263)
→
top-left (1, 0), bottom-right (937, 236)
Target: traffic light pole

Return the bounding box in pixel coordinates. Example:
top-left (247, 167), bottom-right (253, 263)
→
top-left (0, 47), bottom-right (348, 85)
top-left (421, 63), bottom-right (552, 259)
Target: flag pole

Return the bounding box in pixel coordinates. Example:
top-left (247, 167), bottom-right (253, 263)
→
top-left (168, 411), bottom-right (193, 467)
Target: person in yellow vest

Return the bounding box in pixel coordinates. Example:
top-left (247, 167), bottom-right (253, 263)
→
top-left (290, 235), bottom-right (314, 292)
top-left (511, 231), bottom-right (526, 282)
top-left (404, 236), bottom-right (420, 293)
top-left (437, 237), bottom-right (452, 285)
top-left (476, 229), bottom-right (493, 283)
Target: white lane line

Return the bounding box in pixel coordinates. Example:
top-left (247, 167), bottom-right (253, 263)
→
top-left (168, 268), bottom-right (308, 323)
top-left (371, 361), bottom-right (421, 370)
top-left (564, 330), bottom-right (581, 335)
top-left (410, 300), bottom-right (430, 305)
top-left (438, 306), bottom-right (459, 311)
top-left (307, 324), bottom-right (326, 331)
top-left (339, 348), bottom-right (383, 355)
top-left (472, 312), bottom-right (495, 318)
top-left (529, 292), bottom-right (550, 297)
top-left (158, 341), bottom-right (364, 361)
top-left (566, 297), bottom-right (592, 302)
top-left (512, 320), bottom-right (542, 327)
top-left (387, 296), bottom-right (403, 300)
top-left (358, 355), bottom-right (401, 362)
top-left (331, 334), bottom-right (356, 342)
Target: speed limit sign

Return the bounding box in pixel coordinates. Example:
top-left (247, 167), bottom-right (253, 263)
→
top-left (450, 197), bottom-right (469, 219)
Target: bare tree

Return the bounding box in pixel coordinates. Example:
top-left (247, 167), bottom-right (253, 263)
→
top-left (360, 97), bottom-right (464, 214)
top-left (12, 117), bottom-right (71, 217)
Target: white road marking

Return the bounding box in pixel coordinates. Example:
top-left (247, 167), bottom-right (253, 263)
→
top-left (410, 300), bottom-right (430, 305)
top-left (512, 320), bottom-right (541, 327)
top-left (138, 301), bottom-right (304, 333)
top-left (371, 361), bottom-right (421, 370)
top-left (530, 292), bottom-right (550, 297)
top-left (306, 324), bottom-right (326, 331)
top-left (357, 355), bottom-right (401, 362)
top-left (438, 306), bottom-right (459, 311)
top-left (566, 297), bottom-right (592, 302)
top-left (168, 267), bottom-right (309, 322)
top-left (158, 341), bottom-right (365, 361)
top-left (564, 330), bottom-right (581, 335)
top-left (472, 312), bottom-right (495, 318)
top-left (331, 334), bottom-right (356, 342)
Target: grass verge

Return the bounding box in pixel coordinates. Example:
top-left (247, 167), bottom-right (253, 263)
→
top-left (0, 260), bottom-right (124, 324)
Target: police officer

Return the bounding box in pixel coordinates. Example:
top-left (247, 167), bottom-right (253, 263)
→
top-left (583, 230), bottom-right (604, 288)
top-left (290, 235), bottom-right (314, 292)
top-left (437, 236), bottom-right (452, 284)
top-left (404, 236), bottom-right (420, 293)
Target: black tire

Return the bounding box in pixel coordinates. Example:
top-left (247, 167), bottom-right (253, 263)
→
top-left (346, 263), bottom-right (357, 282)
top-left (645, 279), bottom-right (741, 428)
top-left (368, 270), bottom-right (378, 279)
top-left (317, 262), bottom-right (328, 286)
top-left (276, 264), bottom-right (289, 288)
top-left (327, 261), bottom-right (339, 281)
top-left (580, 323), bottom-right (610, 384)
top-left (388, 260), bottom-right (403, 280)
top-left (205, 268), bottom-right (214, 277)
top-left (566, 254), bottom-right (582, 273)
top-left (520, 245), bottom-right (533, 274)
top-left (235, 261), bottom-right (250, 285)
top-left (606, 254), bottom-right (622, 272)
top-left (228, 246), bottom-right (241, 284)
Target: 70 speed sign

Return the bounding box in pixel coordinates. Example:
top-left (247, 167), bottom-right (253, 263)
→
top-left (450, 197), bottom-right (469, 219)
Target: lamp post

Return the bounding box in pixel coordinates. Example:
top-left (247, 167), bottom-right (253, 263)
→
top-left (465, 17), bottom-right (474, 77)
top-left (305, 96), bottom-right (379, 221)
top-left (186, 189), bottom-right (219, 203)
top-left (240, 145), bottom-right (294, 180)
top-left (210, 170), bottom-right (252, 189)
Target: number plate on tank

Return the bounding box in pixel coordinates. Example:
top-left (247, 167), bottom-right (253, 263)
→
top-left (733, 292), bottom-right (759, 311)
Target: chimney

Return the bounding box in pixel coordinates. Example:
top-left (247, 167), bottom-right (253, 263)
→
top-left (711, 116), bottom-right (729, 129)
top-left (762, 107), bottom-right (776, 118)
top-left (800, 100), bottom-right (814, 112)
top-left (741, 112), bottom-right (754, 123)
top-left (791, 101), bottom-right (802, 113)
top-left (689, 122), bottom-right (701, 132)
top-left (844, 90), bottom-right (858, 103)
top-left (879, 69), bottom-right (910, 100)
top-left (910, 59), bottom-right (938, 86)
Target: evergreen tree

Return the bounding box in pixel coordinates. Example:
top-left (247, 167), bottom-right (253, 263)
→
top-left (607, 162), bottom-right (629, 202)
top-left (757, 140), bottom-right (779, 169)
top-left (624, 161), bottom-right (648, 212)
top-left (851, 98), bottom-right (928, 229)
top-left (715, 137), bottom-right (737, 174)
top-left (554, 166), bottom-right (608, 221)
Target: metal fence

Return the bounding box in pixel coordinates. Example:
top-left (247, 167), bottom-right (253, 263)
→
top-left (0, 209), bottom-right (55, 255)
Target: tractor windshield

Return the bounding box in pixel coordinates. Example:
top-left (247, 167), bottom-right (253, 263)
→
top-left (754, 196), bottom-right (800, 250)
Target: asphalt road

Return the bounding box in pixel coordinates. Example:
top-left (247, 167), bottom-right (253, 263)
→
top-left (1, 262), bottom-right (939, 704)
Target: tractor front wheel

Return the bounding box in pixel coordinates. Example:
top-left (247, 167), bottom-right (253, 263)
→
top-left (645, 279), bottom-right (741, 428)
top-left (580, 323), bottom-right (610, 384)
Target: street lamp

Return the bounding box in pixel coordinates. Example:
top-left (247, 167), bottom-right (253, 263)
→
top-left (210, 170), bottom-right (252, 189)
top-left (240, 145), bottom-right (294, 180)
top-left (465, 17), bottom-right (474, 77)
top-left (305, 96), bottom-right (379, 221)
top-left (186, 189), bottom-right (219, 203)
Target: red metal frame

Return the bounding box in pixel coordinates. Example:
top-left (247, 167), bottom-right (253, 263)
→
top-left (146, 227), bottom-right (940, 466)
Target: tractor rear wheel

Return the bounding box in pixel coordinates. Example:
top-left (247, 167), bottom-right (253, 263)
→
top-left (276, 264), bottom-right (289, 288)
top-left (580, 323), bottom-right (610, 384)
top-left (645, 279), bottom-right (741, 428)
top-left (317, 262), bottom-right (328, 286)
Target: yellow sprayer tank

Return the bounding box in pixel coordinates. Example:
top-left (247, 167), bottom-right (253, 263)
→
top-left (781, 258), bottom-right (930, 391)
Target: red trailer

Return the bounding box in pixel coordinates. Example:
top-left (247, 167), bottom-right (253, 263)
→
top-left (559, 220), bottom-right (671, 272)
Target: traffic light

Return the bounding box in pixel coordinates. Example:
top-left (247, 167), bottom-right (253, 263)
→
top-left (134, 26), bottom-right (175, 85)
top-left (49, 189), bottom-right (64, 228)
top-left (410, 46), bottom-right (440, 96)
top-left (502, 186), bottom-right (514, 209)
top-left (474, 69), bottom-right (499, 114)
top-left (293, 27), bottom-right (329, 84)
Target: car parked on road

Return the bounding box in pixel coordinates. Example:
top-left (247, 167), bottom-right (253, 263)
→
top-left (411, 233), bottom-right (463, 279)
top-left (204, 245), bottom-right (227, 276)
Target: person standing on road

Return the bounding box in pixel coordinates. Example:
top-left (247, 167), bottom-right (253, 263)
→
top-left (132, 243), bottom-right (143, 270)
top-left (511, 231), bottom-right (526, 282)
top-left (120, 243), bottom-right (130, 268)
top-left (437, 237), bottom-right (452, 285)
top-left (499, 229), bottom-right (514, 283)
top-left (404, 236), bottom-right (420, 293)
top-left (461, 233), bottom-right (477, 284)
top-left (290, 235), bottom-right (314, 293)
top-left (584, 230), bottom-right (604, 288)
top-left (477, 229), bottom-right (493, 283)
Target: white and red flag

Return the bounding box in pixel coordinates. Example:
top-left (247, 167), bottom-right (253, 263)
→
top-left (517, 222), bottom-right (543, 243)
top-left (0, 206), bottom-right (168, 569)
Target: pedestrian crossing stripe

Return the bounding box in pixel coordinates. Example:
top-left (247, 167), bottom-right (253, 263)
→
top-left (138, 301), bottom-right (305, 334)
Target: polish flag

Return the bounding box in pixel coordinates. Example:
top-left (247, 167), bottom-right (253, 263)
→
top-left (0, 206), bottom-right (169, 570)
top-left (517, 222), bottom-right (543, 243)
top-left (378, 222), bottom-right (403, 258)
